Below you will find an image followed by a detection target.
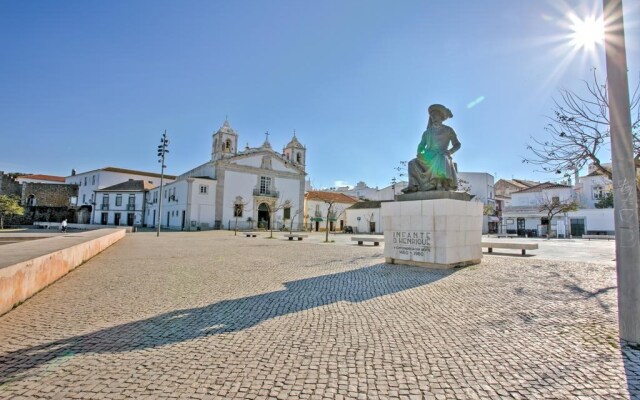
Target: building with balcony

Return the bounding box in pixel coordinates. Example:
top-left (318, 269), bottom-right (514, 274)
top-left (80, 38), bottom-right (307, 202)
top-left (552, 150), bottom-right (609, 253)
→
top-left (66, 167), bottom-right (176, 224)
top-left (144, 119), bottom-right (307, 231)
top-left (93, 180), bottom-right (154, 226)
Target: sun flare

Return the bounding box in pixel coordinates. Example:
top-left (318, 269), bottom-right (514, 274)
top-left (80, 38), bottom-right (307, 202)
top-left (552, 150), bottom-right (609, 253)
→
top-left (569, 15), bottom-right (604, 49)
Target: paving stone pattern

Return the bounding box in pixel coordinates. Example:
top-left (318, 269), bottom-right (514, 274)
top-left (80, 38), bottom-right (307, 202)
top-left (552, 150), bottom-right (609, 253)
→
top-left (0, 231), bottom-right (638, 399)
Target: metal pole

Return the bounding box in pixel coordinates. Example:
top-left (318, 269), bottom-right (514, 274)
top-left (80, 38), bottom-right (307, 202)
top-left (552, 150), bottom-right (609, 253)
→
top-left (603, 0), bottom-right (640, 344)
top-left (157, 130), bottom-right (168, 237)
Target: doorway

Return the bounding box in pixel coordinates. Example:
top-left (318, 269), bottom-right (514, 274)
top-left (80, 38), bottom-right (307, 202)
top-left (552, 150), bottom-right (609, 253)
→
top-left (181, 210), bottom-right (186, 231)
top-left (127, 213), bottom-right (134, 226)
top-left (114, 213), bottom-right (121, 226)
top-left (570, 218), bottom-right (585, 237)
top-left (369, 221), bottom-right (376, 233)
top-left (101, 213), bottom-right (108, 225)
top-left (258, 203), bottom-right (270, 229)
top-left (516, 218), bottom-right (525, 236)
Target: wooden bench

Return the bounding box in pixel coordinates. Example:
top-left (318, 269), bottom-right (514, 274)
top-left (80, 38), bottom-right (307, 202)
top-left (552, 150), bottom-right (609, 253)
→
top-left (582, 235), bottom-right (615, 241)
top-left (284, 234), bottom-right (308, 241)
top-left (244, 232), bottom-right (257, 237)
top-left (482, 241), bottom-right (538, 256)
top-left (351, 237), bottom-right (384, 246)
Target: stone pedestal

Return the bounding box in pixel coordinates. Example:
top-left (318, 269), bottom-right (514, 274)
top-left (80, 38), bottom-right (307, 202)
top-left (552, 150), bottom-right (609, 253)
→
top-left (382, 198), bottom-right (483, 269)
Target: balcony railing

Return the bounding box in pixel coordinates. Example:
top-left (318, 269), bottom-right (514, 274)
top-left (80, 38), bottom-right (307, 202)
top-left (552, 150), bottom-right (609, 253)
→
top-left (101, 204), bottom-right (109, 210)
top-left (314, 211), bottom-right (322, 218)
top-left (127, 204), bottom-right (135, 210)
top-left (253, 189), bottom-right (279, 198)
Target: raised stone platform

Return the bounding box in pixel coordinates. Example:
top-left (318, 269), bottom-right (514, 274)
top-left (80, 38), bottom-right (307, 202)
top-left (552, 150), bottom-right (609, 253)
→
top-left (382, 198), bottom-right (483, 268)
top-left (395, 190), bottom-right (474, 202)
top-left (0, 229), bottom-right (126, 316)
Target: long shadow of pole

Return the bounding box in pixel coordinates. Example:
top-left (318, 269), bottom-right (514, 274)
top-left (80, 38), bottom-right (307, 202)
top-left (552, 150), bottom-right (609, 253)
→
top-left (0, 263), bottom-right (453, 384)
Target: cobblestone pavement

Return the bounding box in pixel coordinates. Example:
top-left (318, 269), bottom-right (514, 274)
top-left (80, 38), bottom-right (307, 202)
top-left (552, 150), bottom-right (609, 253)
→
top-left (0, 231), bottom-right (637, 399)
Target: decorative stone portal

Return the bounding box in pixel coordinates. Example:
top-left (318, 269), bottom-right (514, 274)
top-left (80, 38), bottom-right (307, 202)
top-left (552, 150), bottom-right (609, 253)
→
top-left (257, 203), bottom-right (270, 229)
top-left (382, 197), bottom-right (482, 269)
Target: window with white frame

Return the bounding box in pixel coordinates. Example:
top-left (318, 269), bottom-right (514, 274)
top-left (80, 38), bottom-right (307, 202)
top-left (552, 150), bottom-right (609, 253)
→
top-left (260, 176), bottom-right (272, 194)
top-left (200, 185), bottom-right (208, 194)
top-left (116, 194), bottom-right (122, 206)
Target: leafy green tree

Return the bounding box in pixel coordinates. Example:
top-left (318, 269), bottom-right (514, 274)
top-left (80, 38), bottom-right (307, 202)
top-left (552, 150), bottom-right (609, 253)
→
top-left (595, 192), bottom-right (614, 209)
top-left (0, 195), bottom-right (24, 229)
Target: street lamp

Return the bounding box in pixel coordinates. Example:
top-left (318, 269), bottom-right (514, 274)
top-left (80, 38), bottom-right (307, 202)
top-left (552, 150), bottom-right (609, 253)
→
top-left (602, 0), bottom-right (640, 344)
top-left (157, 130), bottom-right (169, 237)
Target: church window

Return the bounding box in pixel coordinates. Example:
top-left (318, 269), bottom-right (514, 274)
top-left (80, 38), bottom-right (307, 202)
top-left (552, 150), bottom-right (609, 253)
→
top-left (200, 185), bottom-right (208, 194)
top-left (102, 194), bottom-right (109, 209)
top-left (92, 175), bottom-right (95, 185)
top-left (225, 139), bottom-right (232, 151)
top-left (82, 194), bottom-right (86, 204)
top-left (234, 204), bottom-right (243, 217)
top-left (260, 176), bottom-right (272, 195)
top-left (296, 152), bottom-right (302, 163)
top-left (283, 207), bottom-right (291, 220)
top-left (84, 177), bottom-right (87, 186)
top-left (116, 194), bottom-right (122, 206)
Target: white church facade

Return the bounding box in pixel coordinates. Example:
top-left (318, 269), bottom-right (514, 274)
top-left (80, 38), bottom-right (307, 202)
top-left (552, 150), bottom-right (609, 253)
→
top-left (145, 119), bottom-right (307, 231)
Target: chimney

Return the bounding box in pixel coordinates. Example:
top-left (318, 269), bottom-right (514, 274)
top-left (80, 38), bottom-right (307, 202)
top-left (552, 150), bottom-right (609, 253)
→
top-left (71, 169), bottom-right (76, 176)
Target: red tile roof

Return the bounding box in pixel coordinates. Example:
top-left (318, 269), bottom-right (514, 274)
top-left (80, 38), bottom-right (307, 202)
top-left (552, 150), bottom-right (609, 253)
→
top-left (305, 191), bottom-right (359, 204)
top-left (19, 174), bottom-right (66, 182)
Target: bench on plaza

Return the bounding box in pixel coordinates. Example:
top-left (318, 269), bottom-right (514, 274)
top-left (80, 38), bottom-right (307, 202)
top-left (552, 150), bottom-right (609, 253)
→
top-left (482, 241), bottom-right (538, 256)
top-left (582, 235), bottom-right (615, 241)
top-left (244, 232), bottom-right (257, 237)
top-left (284, 234), bottom-right (308, 241)
top-left (351, 236), bottom-right (384, 246)
top-left (494, 233), bottom-right (518, 238)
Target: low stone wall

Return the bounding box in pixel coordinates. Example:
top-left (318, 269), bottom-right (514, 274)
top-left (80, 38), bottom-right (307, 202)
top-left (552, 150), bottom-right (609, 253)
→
top-left (0, 229), bottom-right (126, 316)
top-left (33, 222), bottom-right (135, 232)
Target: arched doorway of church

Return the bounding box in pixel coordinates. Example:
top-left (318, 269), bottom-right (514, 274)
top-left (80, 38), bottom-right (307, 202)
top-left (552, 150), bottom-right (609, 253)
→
top-left (258, 203), bottom-right (270, 229)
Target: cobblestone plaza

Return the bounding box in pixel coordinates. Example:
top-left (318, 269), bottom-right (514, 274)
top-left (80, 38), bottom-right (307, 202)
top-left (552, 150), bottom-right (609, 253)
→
top-left (0, 231), bottom-right (638, 399)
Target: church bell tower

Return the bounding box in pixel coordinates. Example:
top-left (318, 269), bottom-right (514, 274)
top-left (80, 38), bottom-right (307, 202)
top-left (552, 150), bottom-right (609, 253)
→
top-left (211, 118), bottom-right (239, 161)
top-left (283, 131), bottom-right (306, 171)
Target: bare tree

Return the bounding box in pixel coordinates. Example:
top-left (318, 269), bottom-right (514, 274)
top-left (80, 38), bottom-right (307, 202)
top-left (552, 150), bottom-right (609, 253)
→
top-left (323, 200), bottom-right (345, 242)
top-left (364, 212), bottom-right (376, 233)
top-left (266, 199), bottom-right (292, 238)
top-left (231, 196), bottom-right (251, 236)
top-left (538, 195), bottom-right (579, 239)
top-left (289, 208), bottom-right (302, 232)
top-left (524, 69), bottom-right (639, 216)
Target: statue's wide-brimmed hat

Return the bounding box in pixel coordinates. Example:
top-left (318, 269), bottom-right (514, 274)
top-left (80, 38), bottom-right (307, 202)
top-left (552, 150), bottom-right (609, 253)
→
top-left (428, 104), bottom-right (453, 120)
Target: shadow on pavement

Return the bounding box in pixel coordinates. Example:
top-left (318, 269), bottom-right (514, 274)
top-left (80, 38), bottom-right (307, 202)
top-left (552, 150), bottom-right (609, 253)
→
top-left (622, 342), bottom-right (640, 399)
top-left (0, 263), bottom-right (452, 384)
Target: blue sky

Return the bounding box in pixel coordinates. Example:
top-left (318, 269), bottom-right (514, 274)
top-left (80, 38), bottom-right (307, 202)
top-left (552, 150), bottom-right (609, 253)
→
top-left (1, 0), bottom-right (638, 189)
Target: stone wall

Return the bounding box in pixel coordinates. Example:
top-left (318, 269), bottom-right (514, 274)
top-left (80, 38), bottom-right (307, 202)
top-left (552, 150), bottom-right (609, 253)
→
top-left (20, 183), bottom-right (78, 207)
top-left (0, 172), bottom-right (21, 197)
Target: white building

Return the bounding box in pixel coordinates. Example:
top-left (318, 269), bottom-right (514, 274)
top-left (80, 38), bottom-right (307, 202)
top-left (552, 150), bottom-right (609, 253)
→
top-left (145, 119), bottom-right (307, 231)
top-left (332, 181), bottom-right (408, 201)
top-left (66, 167), bottom-right (176, 224)
top-left (574, 170), bottom-right (613, 209)
top-left (457, 172), bottom-right (495, 233)
top-left (345, 200), bottom-right (389, 234)
top-left (304, 191), bottom-right (357, 232)
top-left (93, 180), bottom-right (154, 226)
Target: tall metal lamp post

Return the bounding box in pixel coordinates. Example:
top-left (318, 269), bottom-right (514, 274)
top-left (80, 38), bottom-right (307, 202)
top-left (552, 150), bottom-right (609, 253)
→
top-left (157, 130), bottom-right (169, 237)
top-left (603, 0), bottom-right (640, 344)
